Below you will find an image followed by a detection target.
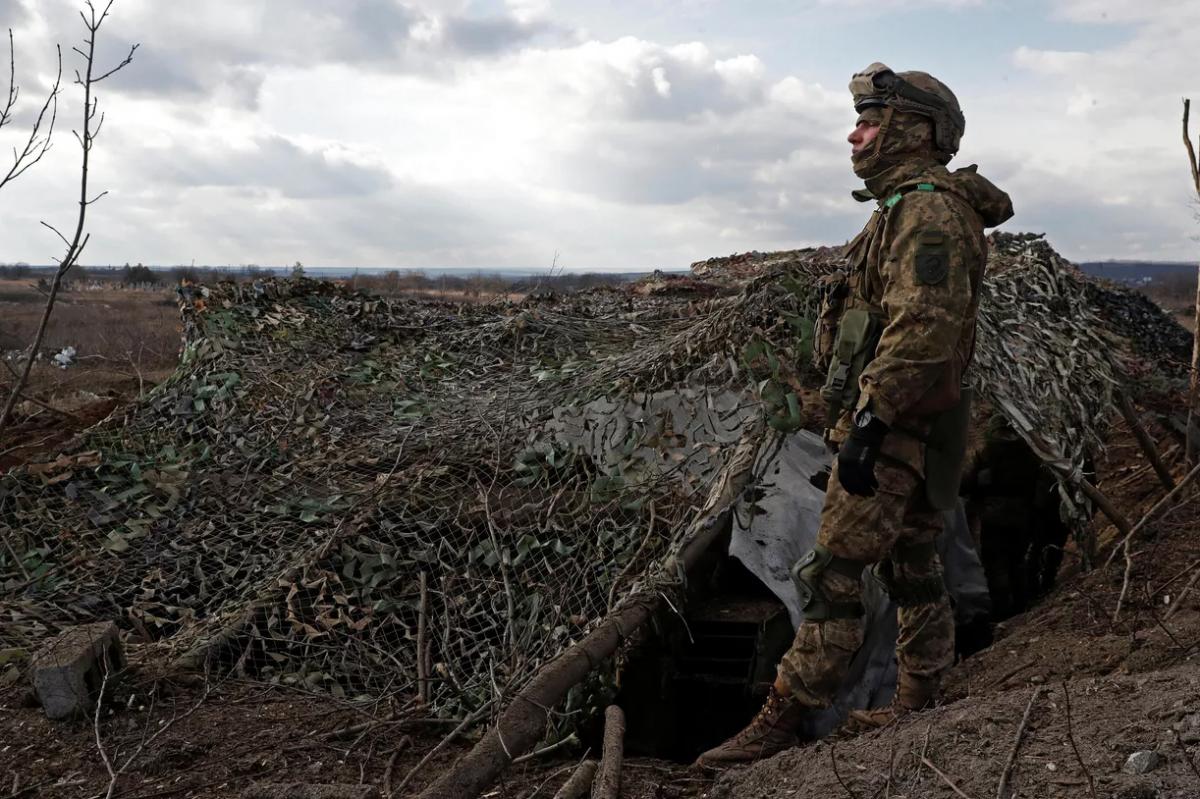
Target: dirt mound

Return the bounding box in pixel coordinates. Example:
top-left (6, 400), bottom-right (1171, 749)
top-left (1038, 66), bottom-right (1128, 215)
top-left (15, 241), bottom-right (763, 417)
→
top-left (715, 481), bottom-right (1200, 799)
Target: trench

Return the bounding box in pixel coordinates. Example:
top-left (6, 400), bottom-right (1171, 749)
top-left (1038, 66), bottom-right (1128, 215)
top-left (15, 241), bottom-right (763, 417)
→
top-left (606, 520), bottom-right (1056, 763)
top-left (613, 548), bottom-right (792, 762)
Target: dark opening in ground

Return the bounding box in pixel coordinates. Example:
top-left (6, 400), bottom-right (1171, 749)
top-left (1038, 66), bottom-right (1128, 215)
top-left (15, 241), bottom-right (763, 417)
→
top-left (613, 554), bottom-right (793, 762)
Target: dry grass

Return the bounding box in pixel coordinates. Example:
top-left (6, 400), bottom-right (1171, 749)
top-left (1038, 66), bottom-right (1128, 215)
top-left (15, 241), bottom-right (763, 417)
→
top-left (0, 278), bottom-right (181, 409)
top-left (1140, 271), bottom-right (1198, 332)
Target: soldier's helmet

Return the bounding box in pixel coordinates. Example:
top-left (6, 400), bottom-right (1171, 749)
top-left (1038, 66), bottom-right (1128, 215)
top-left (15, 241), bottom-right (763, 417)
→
top-left (849, 62), bottom-right (965, 159)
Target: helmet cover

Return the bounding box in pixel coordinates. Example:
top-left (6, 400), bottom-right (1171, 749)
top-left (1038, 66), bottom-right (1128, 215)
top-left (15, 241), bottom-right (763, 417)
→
top-left (849, 62), bottom-right (965, 158)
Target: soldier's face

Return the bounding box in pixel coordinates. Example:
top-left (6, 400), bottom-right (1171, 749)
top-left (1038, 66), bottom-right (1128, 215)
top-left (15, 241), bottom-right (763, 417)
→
top-left (848, 117), bottom-right (880, 155)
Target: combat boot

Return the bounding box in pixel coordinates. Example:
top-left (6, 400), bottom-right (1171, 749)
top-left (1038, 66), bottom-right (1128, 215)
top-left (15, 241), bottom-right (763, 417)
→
top-left (693, 683), bottom-right (809, 770)
top-left (843, 672), bottom-right (937, 732)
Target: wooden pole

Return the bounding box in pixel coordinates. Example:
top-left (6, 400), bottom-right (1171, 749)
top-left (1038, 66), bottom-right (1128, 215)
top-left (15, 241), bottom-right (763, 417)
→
top-left (1183, 99), bottom-right (1200, 464)
top-left (552, 761), bottom-right (598, 799)
top-left (1064, 472), bottom-right (1132, 542)
top-left (590, 706), bottom-right (625, 799)
top-left (416, 571), bottom-right (429, 705)
top-left (1116, 391), bottom-right (1176, 490)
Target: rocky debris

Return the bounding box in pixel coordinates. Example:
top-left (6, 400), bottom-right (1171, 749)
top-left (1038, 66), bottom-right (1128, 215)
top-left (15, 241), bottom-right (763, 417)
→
top-left (29, 621), bottom-right (123, 720)
top-left (1123, 750), bottom-right (1161, 775)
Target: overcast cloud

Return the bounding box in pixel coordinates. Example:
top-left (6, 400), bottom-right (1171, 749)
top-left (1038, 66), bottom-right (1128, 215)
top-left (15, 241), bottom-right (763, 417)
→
top-left (0, 0), bottom-right (1196, 270)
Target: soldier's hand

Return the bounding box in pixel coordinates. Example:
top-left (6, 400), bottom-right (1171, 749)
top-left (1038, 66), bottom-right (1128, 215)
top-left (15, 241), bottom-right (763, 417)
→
top-left (837, 409), bottom-right (889, 497)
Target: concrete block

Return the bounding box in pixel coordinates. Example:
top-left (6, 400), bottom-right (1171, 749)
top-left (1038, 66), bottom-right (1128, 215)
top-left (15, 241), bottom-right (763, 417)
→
top-left (29, 621), bottom-right (124, 720)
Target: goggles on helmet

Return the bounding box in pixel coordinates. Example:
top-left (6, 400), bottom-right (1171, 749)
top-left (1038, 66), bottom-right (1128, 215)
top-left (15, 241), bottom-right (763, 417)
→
top-left (849, 62), bottom-right (965, 155)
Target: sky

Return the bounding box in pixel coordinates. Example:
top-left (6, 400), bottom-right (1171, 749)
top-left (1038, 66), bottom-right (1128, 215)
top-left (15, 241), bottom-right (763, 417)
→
top-left (0, 0), bottom-right (1197, 271)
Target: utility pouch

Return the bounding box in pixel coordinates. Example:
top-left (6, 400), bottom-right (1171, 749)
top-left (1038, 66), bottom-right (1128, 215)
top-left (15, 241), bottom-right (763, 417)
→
top-left (820, 308), bottom-right (882, 429)
top-left (812, 270), bottom-right (849, 372)
top-left (924, 385), bottom-right (973, 510)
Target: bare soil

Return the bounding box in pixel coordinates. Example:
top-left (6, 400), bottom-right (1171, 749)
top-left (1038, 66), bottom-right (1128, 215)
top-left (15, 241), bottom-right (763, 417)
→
top-left (5, 421), bottom-right (1196, 799)
top-left (0, 279), bottom-right (181, 472)
top-left (713, 481), bottom-right (1200, 799)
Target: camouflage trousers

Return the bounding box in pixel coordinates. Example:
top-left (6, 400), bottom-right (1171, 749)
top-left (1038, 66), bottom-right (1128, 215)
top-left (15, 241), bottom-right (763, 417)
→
top-left (777, 458), bottom-right (955, 708)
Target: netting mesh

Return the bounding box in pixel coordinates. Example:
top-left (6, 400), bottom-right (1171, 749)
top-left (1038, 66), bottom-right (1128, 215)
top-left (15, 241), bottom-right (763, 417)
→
top-left (0, 269), bottom-right (819, 730)
top-left (1, 232), bottom-right (1186, 734)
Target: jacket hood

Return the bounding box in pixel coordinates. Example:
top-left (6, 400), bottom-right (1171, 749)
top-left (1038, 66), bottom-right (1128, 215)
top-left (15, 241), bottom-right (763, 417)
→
top-left (939, 164), bottom-right (1013, 229)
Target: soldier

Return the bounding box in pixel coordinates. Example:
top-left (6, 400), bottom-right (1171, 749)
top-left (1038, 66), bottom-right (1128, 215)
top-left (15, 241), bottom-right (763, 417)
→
top-left (963, 414), bottom-right (1081, 619)
top-left (696, 63), bottom-right (1013, 767)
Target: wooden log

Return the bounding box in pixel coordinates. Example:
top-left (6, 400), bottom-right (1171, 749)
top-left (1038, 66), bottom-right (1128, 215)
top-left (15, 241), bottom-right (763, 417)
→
top-left (416, 595), bottom-right (656, 799)
top-left (417, 571), bottom-right (429, 704)
top-left (1116, 391), bottom-right (1175, 490)
top-left (1075, 475), bottom-right (1132, 540)
top-left (590, 706), bottom-right (625, 799)
top-left (551, 760), bottom-right (598, 799)
top-left (415, 426), bottom-right (761, 799)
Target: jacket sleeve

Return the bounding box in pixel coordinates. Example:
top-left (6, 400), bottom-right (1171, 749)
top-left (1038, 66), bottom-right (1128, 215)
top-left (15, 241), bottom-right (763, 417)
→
top-left (856, 195), bottom-right (976, 426)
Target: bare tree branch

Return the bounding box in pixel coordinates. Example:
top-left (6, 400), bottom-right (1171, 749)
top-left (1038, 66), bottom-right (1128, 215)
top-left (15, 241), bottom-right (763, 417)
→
top-left (0, 32), bottom-right (62, 192)
top-left (0, 3), bottom-right (137, 440)
top-left (1, 30), bottom-right (18, 128)
top-left (39, 220), bottom-right (72, 247)
top-left (93, 43), bottom-right (137, 83)
top-left (1185, 99), bottom-right (1200, 194)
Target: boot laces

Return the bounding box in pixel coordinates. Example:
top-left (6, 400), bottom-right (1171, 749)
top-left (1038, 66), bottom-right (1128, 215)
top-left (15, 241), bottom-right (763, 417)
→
top-left (732, 692), bottom-right (792, 743)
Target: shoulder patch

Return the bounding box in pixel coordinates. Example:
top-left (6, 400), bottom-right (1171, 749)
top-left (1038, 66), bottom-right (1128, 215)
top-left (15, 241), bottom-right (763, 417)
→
top-left (915, 229), bottom-right (949, 285)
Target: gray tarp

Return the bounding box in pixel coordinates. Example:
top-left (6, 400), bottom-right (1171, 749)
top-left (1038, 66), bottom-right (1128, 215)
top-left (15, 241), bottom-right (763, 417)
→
top-left (550, 393), bottom-right (990, 738)
top-left (729, 430), bottom-right (990, 737)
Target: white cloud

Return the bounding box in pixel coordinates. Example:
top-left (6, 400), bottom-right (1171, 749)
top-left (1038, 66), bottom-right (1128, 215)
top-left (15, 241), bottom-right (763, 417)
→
top-left (1011, 45), bottom-right (1091, 74)
top-left (0, 5), bottom-right (861, 270)
top-left (0, 0), bottom-right (1195, 269)
top-left (818, 0), bottom-right (983, 7)
top-left (1048, 0), bottom-right (1199, 24)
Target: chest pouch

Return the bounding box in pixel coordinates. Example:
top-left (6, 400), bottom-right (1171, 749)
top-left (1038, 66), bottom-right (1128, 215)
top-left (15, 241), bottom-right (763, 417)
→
top-left (820, 307), bottom-right (882, 430)
top-left (812, 270), bottom-right (850, 373)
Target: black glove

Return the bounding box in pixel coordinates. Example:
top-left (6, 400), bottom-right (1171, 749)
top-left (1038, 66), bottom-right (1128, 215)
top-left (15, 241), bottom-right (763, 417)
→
top-left (837, 407), bottom-right (889, 497)
top-left (808, 467), bottom-right (831, 492)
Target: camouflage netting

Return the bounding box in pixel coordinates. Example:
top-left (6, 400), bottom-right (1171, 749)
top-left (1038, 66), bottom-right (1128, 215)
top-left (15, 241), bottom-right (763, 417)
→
top-left (0, 232), bottom-right (1188, 734)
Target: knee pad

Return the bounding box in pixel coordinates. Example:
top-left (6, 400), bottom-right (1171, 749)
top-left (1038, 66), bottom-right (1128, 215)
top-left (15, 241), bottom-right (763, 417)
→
top-left (872, 541), bottom-right (946, 607)
top-left (791, 544), bottom-right (868, 621)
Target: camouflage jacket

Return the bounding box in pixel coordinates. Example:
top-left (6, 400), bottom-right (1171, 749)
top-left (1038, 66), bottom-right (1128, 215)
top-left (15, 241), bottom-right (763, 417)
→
top-left (832, 160), bottom-right (1013, 473)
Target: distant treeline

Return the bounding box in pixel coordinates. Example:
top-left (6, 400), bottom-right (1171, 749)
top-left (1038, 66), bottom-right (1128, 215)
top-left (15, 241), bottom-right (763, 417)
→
top-left (0, 263), bottom-right (238, 284)
top-left (347, 269), bottom-right (635, 297)
top-left (0, 262), bottom-right (640, 296)
top-left (1079, 261), bottom-right (1197, 283)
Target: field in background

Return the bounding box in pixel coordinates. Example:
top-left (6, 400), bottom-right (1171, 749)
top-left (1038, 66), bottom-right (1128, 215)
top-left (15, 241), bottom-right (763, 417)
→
top-left (1, 266), bottom-right (638, 403)
top-left (1, 264), bottom-right (1194, 466)
top-left (1140, 269), bottom-right (1198, 331)
top-left (0, 278), bottom-right (181, 406)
